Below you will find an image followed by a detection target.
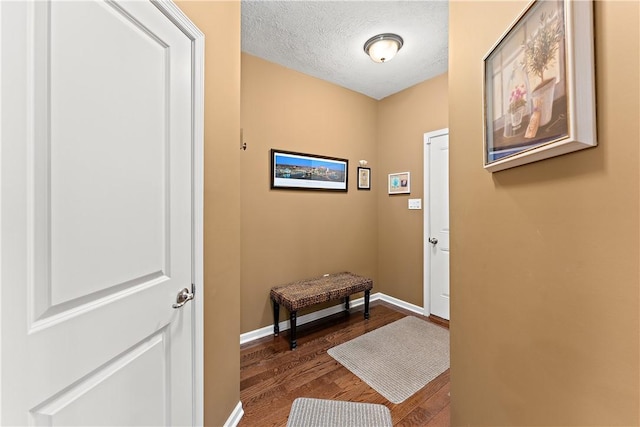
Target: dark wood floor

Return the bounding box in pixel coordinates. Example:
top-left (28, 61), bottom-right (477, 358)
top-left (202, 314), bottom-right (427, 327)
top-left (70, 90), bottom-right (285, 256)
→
top-left (239, 301), bottom-right (450, 426)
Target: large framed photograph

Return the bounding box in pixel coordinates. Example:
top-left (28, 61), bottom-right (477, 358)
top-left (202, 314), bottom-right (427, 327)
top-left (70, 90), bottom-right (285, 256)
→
top-left (388, 172), bottom-right (410, 194)
top-left (483, 0), bottom-right (596, 172)
top-left (357, 167), bottom-right (371, 190)
top-left (271, 149), bottom-right (348, 191)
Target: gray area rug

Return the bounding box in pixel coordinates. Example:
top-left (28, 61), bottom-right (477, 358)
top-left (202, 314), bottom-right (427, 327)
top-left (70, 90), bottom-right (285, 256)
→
top-left (327, 316), bottom-right (449, 404)
top-left (287, 398), bottom-right (392, 427)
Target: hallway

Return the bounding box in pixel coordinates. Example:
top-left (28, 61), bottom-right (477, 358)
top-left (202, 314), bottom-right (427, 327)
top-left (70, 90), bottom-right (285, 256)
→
top-left (239, 302), bottom-right (450, 426)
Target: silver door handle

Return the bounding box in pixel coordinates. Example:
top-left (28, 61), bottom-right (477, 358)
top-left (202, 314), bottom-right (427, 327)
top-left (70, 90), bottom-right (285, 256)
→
top-left (428, 237), bottom-right (438, 245)
top-left (172, 288), bottom-right (194, 309)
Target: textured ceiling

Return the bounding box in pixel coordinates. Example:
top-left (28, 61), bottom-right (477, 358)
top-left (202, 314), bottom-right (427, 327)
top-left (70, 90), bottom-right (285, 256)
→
top-left (241, 1), bottom-right (449, 100)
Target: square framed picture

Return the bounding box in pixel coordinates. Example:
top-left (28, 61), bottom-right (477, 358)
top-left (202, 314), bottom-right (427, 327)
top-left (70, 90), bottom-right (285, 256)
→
top-left (357, 167), bottom-right (371, 190)
top-left (388, 172), bottom-right (410, 194)
top-left (483, 0), bottom-right (596, 172)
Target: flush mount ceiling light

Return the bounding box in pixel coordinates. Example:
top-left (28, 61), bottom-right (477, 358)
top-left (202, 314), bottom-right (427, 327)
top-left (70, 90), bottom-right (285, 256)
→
top-left (363, 33), bottom-right (404, 63)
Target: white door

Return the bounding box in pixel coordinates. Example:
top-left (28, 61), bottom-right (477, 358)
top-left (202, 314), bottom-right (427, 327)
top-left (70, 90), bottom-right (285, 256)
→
top-left (1, 1), bottom-right (203, 425)
top-left (424, 129), bottom-right (450, 320)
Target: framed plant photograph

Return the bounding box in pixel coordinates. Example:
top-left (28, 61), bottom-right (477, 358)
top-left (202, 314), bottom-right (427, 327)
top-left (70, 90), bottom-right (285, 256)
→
top-left (483, 0), bottom-right (596, 172)
top-left (270, 149), bottom-right (348, 191)
top-left (357, 167), bottom-right (371, 190)
top-left (388, 172), bottom-right (410, 195)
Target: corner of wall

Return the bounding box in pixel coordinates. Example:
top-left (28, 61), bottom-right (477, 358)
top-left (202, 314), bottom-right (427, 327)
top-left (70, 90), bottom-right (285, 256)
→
top-left (176, 2), bottom-right (242, 426)
top-left (376, 74), bottom-right (449, 306)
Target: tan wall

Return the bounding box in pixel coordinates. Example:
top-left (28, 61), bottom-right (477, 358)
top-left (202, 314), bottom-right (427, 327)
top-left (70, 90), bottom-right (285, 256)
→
top-left (240, 54), bottom-right (379, 332)
top-left (177, 2), bottom-right (241, 426)
top-left (377, 74), bottom-right (449, 306)
top-left (449, 1), bottom-right (639, 425)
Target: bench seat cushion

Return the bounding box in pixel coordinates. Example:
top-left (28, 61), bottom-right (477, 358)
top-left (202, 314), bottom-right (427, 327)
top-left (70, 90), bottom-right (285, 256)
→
top-left (270, 272), bottom-right (373, 311)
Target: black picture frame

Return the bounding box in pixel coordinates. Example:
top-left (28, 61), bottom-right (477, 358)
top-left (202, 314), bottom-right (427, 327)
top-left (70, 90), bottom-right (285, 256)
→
top-left (357, 167), bottom-right (371, 190)
top-left (270, 149), bottom-right (348, 191)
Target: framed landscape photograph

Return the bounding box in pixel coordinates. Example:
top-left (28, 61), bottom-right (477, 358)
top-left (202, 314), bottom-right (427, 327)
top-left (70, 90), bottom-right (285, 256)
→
top-left (388, 172), bottom-right (410, 195)
top-left (483, 0), bottom-right (596, 172)
top-left (271, 149), bottom-right (348, 191)
top-left (357, 167), bottom-right (371, 190)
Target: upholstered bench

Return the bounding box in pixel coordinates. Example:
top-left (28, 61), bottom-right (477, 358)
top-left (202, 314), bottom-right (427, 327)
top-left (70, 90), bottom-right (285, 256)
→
top-left (270, 272), bottom-right (373, 350)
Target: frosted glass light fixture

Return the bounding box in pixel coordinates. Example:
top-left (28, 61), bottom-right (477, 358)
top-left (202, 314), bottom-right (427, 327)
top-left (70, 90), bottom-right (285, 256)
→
top-left (363, 33), bottom-right (404, 63)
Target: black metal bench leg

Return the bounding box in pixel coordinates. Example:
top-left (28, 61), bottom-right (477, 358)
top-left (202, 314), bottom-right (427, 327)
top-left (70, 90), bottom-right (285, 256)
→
top-left (344, 295), bottom-right (350, 311)
top-left (364, 290), bottom-right (370, 319)
top-left (290, 311), bottom-right (297, 350)
top-left (273, 301), bottom-right (280, 336)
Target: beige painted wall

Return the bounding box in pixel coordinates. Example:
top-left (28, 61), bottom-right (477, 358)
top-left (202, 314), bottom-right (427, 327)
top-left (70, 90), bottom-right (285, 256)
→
top-left (377, 74), bottom-right (449, 306)
top-left (449, 1), bottom-right (639, 425)
top-left (177, 2), bottom-right (241, 426)
top-left (240, 54), bottom-right (379, 332)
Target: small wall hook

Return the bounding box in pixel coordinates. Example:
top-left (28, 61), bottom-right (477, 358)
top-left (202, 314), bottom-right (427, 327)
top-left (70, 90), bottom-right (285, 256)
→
top-left (240, 129), bottom-right (247, 151)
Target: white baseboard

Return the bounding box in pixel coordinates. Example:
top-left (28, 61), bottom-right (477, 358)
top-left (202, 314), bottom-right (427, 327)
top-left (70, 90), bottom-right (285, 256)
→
top-left (223, 401), bottom-right (243, 427)
top-left (240, 294), bottom-right (368, 345)
top-left (239, 292), bottom-right (426, 345)
top-left (376, 292), bottom-right (426, 316)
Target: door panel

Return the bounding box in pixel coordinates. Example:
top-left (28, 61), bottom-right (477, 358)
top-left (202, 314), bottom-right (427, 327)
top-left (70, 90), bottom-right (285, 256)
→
top-left (1, 1), bottom-right (198, 425)
top-left (31, 329), bottom-right (169, 426)
top-left (38, 0), bottom-right (170, 310)
top-left (425, 130), bottom-right (450, 320)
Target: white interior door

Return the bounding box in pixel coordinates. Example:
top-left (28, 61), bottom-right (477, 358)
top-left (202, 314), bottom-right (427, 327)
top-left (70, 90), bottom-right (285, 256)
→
top-left (424, 129), bottom-right (450, 320)
top-left (1, 1), bottom-right (203, 425)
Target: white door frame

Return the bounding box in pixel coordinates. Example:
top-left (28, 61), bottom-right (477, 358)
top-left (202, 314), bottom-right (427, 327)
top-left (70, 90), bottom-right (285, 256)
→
top-left (0, 1), bottom-right (205, 424)
top-left (423, 128), bottom-right (449, 317)
top-left (154, 2), bottom-right (205, 424)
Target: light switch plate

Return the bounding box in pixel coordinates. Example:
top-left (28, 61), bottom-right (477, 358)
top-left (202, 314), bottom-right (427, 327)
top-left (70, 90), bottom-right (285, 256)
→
top-left (408, 198), bottom-right (422, 210)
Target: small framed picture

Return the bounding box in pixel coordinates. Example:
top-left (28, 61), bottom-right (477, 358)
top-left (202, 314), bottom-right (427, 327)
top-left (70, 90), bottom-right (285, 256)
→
top-left (388, 172), bottom-right (410, 194)
top-left (357, 167), bottom-right (371, 190)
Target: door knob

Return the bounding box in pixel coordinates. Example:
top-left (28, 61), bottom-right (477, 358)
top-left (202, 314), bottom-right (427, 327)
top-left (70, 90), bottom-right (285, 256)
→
top-left (428, 237), bottom-right (438, 245)
top-left (172, 287), bottom-right (194, 309)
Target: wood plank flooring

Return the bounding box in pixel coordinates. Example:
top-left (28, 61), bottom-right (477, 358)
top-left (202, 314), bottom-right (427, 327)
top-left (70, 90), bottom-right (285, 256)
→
top-left (239, 301), bottom-right (450, 426)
